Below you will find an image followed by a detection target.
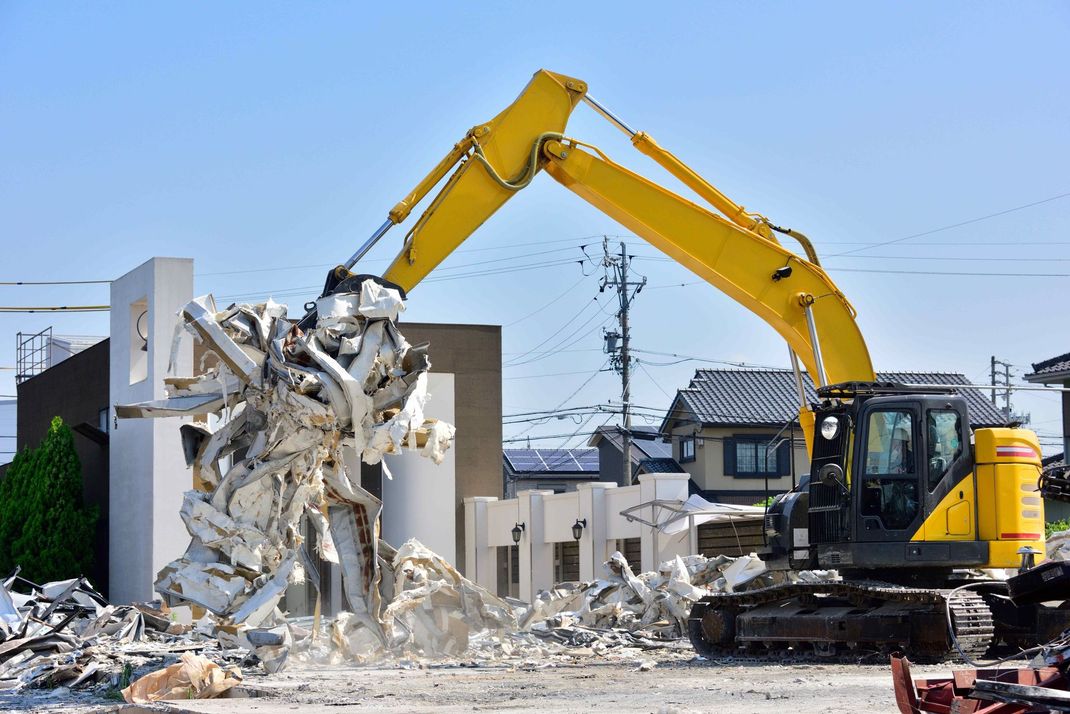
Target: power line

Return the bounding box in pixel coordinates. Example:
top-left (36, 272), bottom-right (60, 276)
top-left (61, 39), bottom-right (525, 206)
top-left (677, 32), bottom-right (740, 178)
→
top-left (827, 190), bottom-right (1070, 257)
top-left (818, 240), bottom-right (1070, 246)
top-left (0, 305), bottom-right (110, 312)
top-left (0, 279), bottom-right (111, 285)
top-left (632, 348), bottom-right (782, 369)
top-left (504, 297), bottom-right (604, 366)
top-left (215, 257), bottom-right (589, 301)
top-left (503, 368), bottom-right (603, 381)
top-left (196, 234), bottom-right (631, 278)
top-left (504, 274), bottom-right (591, 328)
top-left (827, 267), bottom-right (1069, 278)
top-left (824, 254), bottom-right (1070, 263)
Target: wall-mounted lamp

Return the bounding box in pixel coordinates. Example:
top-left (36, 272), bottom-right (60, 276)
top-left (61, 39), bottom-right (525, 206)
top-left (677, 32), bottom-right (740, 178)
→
top-left (136, 310), bottom-right (149, 352)
top-left (571, 518), bottom-right (587, 541)
top-left (511, 522), bottom-right (525, 544)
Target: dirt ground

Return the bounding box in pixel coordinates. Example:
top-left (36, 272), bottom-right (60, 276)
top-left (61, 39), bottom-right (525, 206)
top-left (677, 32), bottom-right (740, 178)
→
top-left (2, 648), bottom-right (952, 714)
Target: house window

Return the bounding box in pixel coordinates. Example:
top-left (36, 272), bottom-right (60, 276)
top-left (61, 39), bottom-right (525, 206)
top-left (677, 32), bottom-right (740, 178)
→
top-left (680, 436), bottom-right (696, 463)
top-left (724, 435), bottom-right (788, 478)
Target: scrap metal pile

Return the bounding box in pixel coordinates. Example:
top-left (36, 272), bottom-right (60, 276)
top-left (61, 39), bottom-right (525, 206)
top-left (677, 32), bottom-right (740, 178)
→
top-left (0, 574), bottom-right (184, 690)
top-left (892, 644), bottom-right (1070, 713)
top-left (523, 551), bottom-right (836, 646)
top-left (119, 278), bottom-right (474, 666)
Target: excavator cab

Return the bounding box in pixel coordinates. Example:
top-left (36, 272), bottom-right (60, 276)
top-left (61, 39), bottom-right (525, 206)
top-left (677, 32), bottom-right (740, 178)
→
top-left (762, 382), bottom-right (996, 578)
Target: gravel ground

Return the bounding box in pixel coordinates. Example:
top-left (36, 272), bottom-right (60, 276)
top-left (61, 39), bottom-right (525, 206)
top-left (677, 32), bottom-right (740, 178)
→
top-left (2, 648), bottom-right (954, 713)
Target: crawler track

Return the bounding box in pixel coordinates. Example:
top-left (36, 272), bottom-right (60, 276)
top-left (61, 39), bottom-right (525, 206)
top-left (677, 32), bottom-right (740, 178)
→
top-left (688, 580), bottom-right (994, 662)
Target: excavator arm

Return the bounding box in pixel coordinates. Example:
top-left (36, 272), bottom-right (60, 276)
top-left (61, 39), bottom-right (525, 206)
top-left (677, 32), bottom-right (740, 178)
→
top-left (342, 69), bottom-right (875, 445)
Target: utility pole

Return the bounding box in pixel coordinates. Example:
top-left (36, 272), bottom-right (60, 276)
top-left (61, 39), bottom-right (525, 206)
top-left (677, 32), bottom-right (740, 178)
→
top-left (990, 356), bottom-right (1025, 423)
top-left (601, 238), bottom-right (646, 485)
top-left (990, 355), bottom-right (998, 406)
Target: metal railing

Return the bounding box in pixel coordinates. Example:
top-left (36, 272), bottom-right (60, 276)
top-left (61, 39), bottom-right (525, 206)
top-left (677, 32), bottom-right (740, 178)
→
top-left (15, 327), bottom-right (52, 384)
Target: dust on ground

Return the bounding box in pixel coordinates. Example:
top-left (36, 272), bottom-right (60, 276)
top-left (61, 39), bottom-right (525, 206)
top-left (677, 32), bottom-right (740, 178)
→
top-left (4, 648), bottom-right (950, 713)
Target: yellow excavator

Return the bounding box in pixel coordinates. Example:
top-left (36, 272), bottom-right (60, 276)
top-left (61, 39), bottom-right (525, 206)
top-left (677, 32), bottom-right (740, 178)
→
top-left (307, 69), bottom-right (1067, 658)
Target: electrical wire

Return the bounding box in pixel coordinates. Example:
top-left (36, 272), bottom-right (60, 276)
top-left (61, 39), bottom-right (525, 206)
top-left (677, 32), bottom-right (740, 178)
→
top-left (504, 297), bottom-right (604, 366)
top-left (944, 582), bottom-right (1045, 667)
top-left (511, 361), bottom-right (609, 438)
top-left (830, 190), bottom-right (1070, 257)
top-left (0, 306), bottom-right (110, 312)
top-left (503, 368), bottom-right (604, 381)
top-left (632, 348), bottom-right (782, 369)
top-left (632, 254), bottom-right (1070, 278)
top-left (504, 274), bottom-right (591, 328)
top-left (0, 279), bottom-right (111, 285)
top-left (828, 267), bottom-right (1070, 278)
top-left (637, 360), bottom-right (674, 399)
top-left (507, 312), bottom-right (617, 368)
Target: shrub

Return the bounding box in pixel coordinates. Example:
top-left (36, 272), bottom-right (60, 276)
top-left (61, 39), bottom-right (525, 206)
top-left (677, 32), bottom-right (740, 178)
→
top-left (1046, 518), bottom-right (1070, 539)
top-left (0, 416), bottom-right (98, 583)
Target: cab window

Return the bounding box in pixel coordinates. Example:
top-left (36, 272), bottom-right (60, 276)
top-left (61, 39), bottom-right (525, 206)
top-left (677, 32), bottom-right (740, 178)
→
top-left (860, 410), bottom-right (919, 531)
top-left (864, 410), bottom-right (915, 475)
top-left (927, 409), bottom-right (963, 490)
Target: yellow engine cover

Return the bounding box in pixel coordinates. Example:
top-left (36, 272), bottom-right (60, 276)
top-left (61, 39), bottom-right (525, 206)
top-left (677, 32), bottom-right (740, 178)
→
top-left (975, 428), bottom-right (1045, 567)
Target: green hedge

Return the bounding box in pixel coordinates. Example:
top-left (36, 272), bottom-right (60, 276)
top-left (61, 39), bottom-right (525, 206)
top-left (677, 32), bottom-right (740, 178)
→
top-left (0, 416), bottom-right (98, 583)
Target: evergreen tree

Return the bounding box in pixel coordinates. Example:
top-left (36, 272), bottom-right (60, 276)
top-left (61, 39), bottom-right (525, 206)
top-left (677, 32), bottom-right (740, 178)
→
top-left (0, 417), bottom-right (98, 583)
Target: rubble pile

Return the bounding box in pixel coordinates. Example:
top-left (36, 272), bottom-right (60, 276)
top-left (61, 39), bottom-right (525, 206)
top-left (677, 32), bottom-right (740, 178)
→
top-left (116, 279), bottom-right (464, 670)
top-left (1048, 529), bottom-right (1070, 561)
top-left (0, 574), bottom-right (190, 690)
top-left (0, 280), bottom-right (840, 700)
top-left (523, 551), bottom-right (837, 644)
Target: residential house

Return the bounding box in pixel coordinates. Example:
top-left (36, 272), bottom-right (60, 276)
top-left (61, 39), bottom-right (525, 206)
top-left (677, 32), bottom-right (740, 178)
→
top-left (586, 424), bottom-right (683, 486)
top-left (660, 369), bottom-right (1008, 505)
top-left (1025, 352), bottom-right (1070, 521)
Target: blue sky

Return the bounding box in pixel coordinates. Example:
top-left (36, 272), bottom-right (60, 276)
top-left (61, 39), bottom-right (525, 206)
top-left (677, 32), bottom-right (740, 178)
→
top-left (1, 2), bottom-right (1068, 455)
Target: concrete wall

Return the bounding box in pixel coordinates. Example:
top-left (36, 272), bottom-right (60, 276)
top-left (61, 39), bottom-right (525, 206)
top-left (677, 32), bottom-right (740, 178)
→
top-left (109, 257), bottom-right (193, 603)
top-left (383, 372), bottom-right (457, 563)
top-left (396, 322), bottom-right (502, 573)
top-left (15, 339), bottom-right (111, 594)
top-left (467, 474), bottom-right (693, 602)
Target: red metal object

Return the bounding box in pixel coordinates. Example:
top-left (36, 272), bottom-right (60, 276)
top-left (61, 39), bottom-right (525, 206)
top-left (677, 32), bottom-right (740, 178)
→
top-left (890, 654), bottom-right (1066, 714)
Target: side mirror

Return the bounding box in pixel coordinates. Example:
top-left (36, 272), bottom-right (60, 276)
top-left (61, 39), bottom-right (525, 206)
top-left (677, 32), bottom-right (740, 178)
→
top-left (819, 463), bottom-right (844, 484)
top-left (816, 463), bottom-right (849, 498)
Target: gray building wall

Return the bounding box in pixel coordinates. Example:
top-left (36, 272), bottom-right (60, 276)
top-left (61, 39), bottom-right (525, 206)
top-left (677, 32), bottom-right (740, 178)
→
top-left (398, 322), bottom-right (503, 563)
top-left (15, 339), bottom-right (111, 594)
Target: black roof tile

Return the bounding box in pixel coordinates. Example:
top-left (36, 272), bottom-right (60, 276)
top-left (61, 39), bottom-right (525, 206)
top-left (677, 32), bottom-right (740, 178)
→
top-left (662, 368), bottom-right (1008, 431)
top-left (1026, 352), bottom-right (1070, 382)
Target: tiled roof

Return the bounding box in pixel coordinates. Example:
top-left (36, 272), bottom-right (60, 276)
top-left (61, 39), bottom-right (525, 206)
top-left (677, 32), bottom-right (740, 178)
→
top-left (663, 368), bottom-right (1008, 431)
top-left (503, 448), bottom-right (598, 475)
top-left (1025, 352), bottom-right (1070, 383)
top-left (1043, 452), bottom-right (1065, 469)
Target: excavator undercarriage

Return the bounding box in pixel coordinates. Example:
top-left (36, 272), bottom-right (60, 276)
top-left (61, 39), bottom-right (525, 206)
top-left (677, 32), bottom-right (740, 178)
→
top-left (688, 581), bottom-right (996, 661)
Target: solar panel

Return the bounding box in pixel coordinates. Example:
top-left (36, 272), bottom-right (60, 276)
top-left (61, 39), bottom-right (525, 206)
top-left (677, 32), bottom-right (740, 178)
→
top-left (506, 448), bottom-right (600, 473)
top-left (638, 439), bottom-right (673, 460)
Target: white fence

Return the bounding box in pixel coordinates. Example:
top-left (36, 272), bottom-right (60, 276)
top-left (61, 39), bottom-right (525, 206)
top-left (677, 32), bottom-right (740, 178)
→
top-left (464, 473), bottom-right (693, 602)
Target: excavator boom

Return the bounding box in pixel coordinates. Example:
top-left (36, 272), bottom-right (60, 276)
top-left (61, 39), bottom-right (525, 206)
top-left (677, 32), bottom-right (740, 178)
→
top-left (350, 69), bottom-right (874, 444)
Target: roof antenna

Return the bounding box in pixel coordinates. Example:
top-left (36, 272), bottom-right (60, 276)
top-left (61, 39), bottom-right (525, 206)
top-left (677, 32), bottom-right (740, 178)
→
top-left (526, 436), bottom-right (531, 449)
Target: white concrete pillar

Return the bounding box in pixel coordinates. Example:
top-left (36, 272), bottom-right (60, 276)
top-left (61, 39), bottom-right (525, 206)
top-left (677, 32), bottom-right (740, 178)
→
top-left (109, 257), bottom-right (193, 603)
top-left (517, 490), bottom-right (553, 603)
top-left (638, 473), bottom-right (691, 573)
top-left (383, 372), bottom-right (456, 563)
top-left (463, 496), bottom-right (498, 591)
top-left (577, 482), bottom-right (616, 581)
